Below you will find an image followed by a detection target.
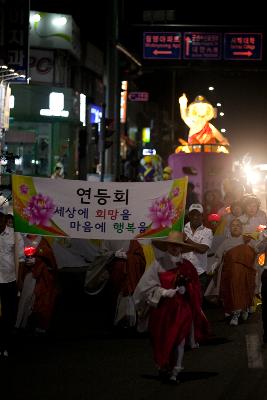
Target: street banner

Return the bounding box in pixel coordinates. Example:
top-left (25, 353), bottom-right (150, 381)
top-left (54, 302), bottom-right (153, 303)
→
top-left (12, 175), bottom-right (188, 240)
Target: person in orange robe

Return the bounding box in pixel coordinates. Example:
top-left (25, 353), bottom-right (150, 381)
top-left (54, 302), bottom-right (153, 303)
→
top-left (18, 235), bottom-right (58, 332)
top-left (102, 240), bottom-right (146, 327)
top-left (219, 220), bottom-right (257, 326)
top-left (134, 232), bottom-right (210, 383)
top-left (207, 219), bottom-right (257, 326)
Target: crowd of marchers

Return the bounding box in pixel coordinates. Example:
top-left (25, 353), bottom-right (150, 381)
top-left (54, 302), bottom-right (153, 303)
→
top-left (1, 184), bottom-right (267, 387)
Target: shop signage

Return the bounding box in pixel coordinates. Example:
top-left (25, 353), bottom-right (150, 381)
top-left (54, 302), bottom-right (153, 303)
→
top-left (128, 92), bottom-right (149, 102)
top-left (40, 92), bottom-right (69, 117)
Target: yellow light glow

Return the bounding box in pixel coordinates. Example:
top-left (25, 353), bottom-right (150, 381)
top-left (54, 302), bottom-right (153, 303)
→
top-left (30, 13), bottom-right (41, 23)
top-left (245, 167), bottom-right (260, 184)
top-left (142, 127), bottom-right (150, 143)
top-left (175, 143), bottom-right (229, 154)
top-left (120, 81), bottom-right (128, 123)
top-left (258, 253), bottom-right (265, 267)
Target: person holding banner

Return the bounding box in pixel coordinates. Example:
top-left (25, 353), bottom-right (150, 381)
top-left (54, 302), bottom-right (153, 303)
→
top-left (51, 162), bottom-right (64, 179)
top-left (0, 212), bottom-right (25, 357)
top-left (16, 235), bottom-right (58, 334)
top-left (133, 231), bottom-right (210, 384)
top-left (101, 239), bottom-right (146, 328)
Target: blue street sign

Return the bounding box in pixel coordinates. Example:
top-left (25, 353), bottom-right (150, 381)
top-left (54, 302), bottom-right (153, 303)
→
top-left (224, 33), bottom-right (262, 60)
top-left (143, 32), bottom-right (182, 59)
top-left (183, 32), bottom-right (221, 60)
top-left (90, 105), bottom-right (102, 124)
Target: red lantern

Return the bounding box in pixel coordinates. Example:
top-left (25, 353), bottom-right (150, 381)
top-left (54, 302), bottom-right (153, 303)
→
top-left (256, 224), bottom-right (267, 232)
top-left (24, 246), bottom-right (37, 257)
top-left (208, 213), bottom-right (221, 223)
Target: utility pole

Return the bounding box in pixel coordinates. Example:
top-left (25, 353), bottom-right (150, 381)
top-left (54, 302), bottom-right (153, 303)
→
top-left (171, 70), bottom-right (176, 145)
top-left (114, 40), bottom-right (121, 182)
top-left (100, 103), bottom-right (106, 182)
top-left (105, 0), bottom-right (121, 181)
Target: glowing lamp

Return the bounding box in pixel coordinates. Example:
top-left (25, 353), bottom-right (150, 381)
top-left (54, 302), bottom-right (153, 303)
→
top-left (30, 13), bottom-right (41, 23)
top-left (52, 16), bottom-right (67, 26)
top-left (24, 246), bottom-right (37, 257)
top-left (258, 253), bottom-right (265, 267)
top-left (208, 214), bottom-right (221, 222)
top-left (256, 224), bottom-right (267, 232)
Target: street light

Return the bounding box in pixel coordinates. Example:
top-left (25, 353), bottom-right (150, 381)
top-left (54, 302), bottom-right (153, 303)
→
top-left (208, 86), bottom-right (214, 91)
top-left (0, 73), bottom-right (19, 81)
top-left (1, 71), bottom-right (25, 80)
top-left (0, 75), bottom-right (21, 86)
top-left (219, 112), bottom-right (224, 116)
top-left (0, 69), bottom-right (15, 75)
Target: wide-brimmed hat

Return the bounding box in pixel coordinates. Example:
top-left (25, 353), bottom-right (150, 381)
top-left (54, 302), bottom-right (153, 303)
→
top-left (152, 231), bottom-right (194, 253)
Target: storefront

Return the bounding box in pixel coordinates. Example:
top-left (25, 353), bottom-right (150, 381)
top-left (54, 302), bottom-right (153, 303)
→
top-left (8, 84), bottom-right (81, 179)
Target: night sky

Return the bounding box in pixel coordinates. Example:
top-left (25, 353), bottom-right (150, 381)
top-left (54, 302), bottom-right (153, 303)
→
top-left (30, 0), bottom-right (267, 165)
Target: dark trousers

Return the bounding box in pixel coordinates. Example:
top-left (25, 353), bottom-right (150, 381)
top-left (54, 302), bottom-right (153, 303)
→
top-left (261, 270), bottom-right (267, 342)
top-left (0, 281), bottom-right (17, 350)
top-left (199, 272), bottom-right (209, 295)
top-left (198, 272), bottom-right (210, 308)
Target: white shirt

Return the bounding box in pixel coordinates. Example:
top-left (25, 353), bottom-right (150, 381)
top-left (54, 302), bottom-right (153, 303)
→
top-left (183, 222), bottom-right (213, 275)
top-left (0, 227), bottom-right (25, 283)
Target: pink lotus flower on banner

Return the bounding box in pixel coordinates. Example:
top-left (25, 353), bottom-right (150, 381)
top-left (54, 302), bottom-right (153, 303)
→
top-left (148, 196), bottom-right (176, 229)
top-left (24, 193), bottom-right (55, 226)
top-left (19, 184), bottom-right (29, 195)
top-left (172, 187), bottom-right (180, 197)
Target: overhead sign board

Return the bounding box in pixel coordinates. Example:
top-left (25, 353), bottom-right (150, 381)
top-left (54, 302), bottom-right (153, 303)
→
top-left (183, 32), bottom-right (221, 60)
top-left (143, 31), bottom-right (263, 62)
top-left (0, 0), bottom-right (30, 82)
top-left (224, 33), bottom-right (262, 60)
top-left (143, 32), bottom-right (182, 59)
top-left (128, 92), bottom-right (149, 102)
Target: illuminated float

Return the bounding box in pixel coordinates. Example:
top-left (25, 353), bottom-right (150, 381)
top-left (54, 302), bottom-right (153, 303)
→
top-left (168, 93), bottom-right (232, 200)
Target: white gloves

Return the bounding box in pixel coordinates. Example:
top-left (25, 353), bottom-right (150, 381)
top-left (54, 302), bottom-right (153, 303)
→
top-left (162, 288), bottom-right (177, 298)
top-left (176, 286), bottom-right (186, 295)
top-left (162, 286), bottom-right (186, 298)
top-left (115, 249), bottom-right (127, 259)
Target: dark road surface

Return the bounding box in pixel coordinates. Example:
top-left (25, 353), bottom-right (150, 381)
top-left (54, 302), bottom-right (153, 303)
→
top-left (1, 285), bottom-right (267, 400)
